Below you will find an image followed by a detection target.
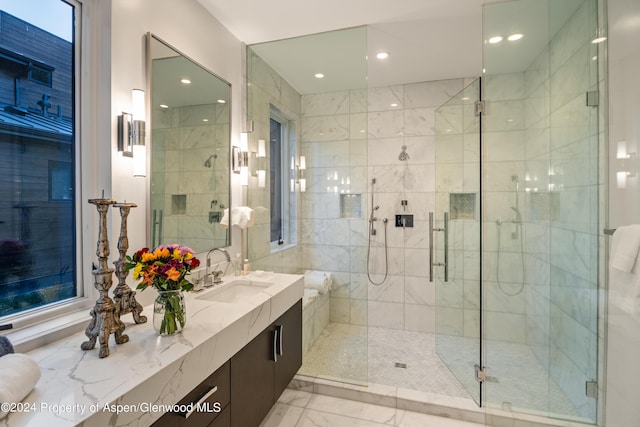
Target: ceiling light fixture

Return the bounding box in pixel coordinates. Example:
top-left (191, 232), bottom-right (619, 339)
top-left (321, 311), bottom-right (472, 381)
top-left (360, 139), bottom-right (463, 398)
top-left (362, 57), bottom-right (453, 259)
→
top-left (181, 78), bottom-right (191, 84)
top-left (508, 33), bottom-right (523, 41)
top-left (159, 104), bottom-right (168, 109)
top-left (592, 36), bottom-right (607, 44)
top-left (488, 36), bottom-right (503, 44)
top-left (314, 73), bottom-right (325, 79)
top-left (376, 52), bottom-right (389, 60)
top-left (217, 99), bottom-right (226, 104)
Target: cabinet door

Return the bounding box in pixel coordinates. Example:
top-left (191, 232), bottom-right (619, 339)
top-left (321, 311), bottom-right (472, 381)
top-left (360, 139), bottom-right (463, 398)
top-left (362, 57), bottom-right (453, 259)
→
top-left (273, 300), bottom-right (302, 399)
top-left (152, 361), bottom-right (230, 427)
top-left (230, 328), bottom-right (275, 427)
top-left (208, 404), bottom-right (230, 427)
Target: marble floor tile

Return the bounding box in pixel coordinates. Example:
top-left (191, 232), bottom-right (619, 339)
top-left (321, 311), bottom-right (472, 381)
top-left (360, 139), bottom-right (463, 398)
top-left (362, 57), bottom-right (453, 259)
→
top-left (260, 403), bottom-right (305, 427)
top-left (305, 394), bottom-right (397, 425)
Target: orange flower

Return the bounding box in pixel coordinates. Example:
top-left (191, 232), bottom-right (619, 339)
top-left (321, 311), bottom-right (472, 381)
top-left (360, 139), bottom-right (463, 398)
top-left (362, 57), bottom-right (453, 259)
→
top-left (165, 267), bottom-right (181, 281)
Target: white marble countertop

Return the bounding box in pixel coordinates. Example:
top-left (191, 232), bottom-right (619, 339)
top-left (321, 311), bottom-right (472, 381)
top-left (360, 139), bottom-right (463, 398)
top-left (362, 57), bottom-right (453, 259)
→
top-left (3, 272), bottom-right (303, 427)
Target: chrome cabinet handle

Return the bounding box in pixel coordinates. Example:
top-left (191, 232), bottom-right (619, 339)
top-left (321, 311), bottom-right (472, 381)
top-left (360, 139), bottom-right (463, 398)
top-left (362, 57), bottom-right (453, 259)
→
top-left (181, 386), bottom-right (218, 419)
top-left (276, 324), bottom-right (284, 356)
top-left (272, 329), bottom-right (278, 362)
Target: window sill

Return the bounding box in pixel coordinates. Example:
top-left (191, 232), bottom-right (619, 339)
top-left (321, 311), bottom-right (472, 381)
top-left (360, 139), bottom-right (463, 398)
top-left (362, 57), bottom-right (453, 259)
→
top-left (270, 242), bottom-right (297, 255)
top-left (3, 302), bottom-right (92, 353)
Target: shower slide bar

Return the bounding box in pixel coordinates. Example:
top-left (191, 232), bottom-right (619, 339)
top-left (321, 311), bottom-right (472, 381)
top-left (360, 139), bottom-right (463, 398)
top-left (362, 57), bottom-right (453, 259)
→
top-left (429, 212), bottom-right (449, 282)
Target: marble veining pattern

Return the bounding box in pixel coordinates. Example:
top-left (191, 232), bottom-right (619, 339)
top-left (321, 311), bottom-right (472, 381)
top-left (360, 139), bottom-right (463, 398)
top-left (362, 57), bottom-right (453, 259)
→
top-left (5, 273), bottom-right (303, 427)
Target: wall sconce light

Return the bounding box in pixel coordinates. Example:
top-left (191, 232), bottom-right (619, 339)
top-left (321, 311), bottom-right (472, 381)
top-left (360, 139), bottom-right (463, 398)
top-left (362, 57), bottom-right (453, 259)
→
top-left (615, 141), bottom-right (638, 188)
top-left (233, 132), bottom-right (250, 186)
top-left (256, 139), bottom-right (266, 188)
top-left (291, 155), bottom-right (306, 192)
top-left (118, 89), bottom-right (146, 177)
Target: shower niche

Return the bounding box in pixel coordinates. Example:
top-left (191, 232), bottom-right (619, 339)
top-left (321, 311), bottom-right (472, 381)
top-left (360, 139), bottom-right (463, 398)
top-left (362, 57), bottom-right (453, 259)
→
top-left (340, 194), bottom-right (362, 219)
top-left (449, 193), bottom-right (476, 220)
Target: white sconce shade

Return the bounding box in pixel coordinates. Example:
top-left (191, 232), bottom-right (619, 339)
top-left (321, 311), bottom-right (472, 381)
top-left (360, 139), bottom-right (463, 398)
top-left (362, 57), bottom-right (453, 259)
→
top-left (258, 139), bottom-right (266, 157)
top-left (131, 89), bottom-right (146, 177)
top-left (240, 132), bottom-right (249, 151)
top-left (132, 89), bottom-right (145, 121)
top-left (240, 164), bottom-right (249, 186)
top-left (257, 170), bottom-right (266, 188)
top-left (133, 143), bottom-right (146, 177)
top-left (299, 155), bottom-right (306, 170)
top-left (299, 178), bottom-right (306, 192)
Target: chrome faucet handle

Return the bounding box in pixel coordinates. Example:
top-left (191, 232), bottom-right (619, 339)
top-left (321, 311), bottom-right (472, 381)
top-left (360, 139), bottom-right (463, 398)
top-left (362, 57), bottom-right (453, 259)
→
top-left (213, 270), bottom-right (224, 284)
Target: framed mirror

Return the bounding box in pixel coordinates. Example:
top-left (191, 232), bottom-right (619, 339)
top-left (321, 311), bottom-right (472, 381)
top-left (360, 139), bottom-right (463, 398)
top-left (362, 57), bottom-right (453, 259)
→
top-left (148, 33), bottom-right (231, 253)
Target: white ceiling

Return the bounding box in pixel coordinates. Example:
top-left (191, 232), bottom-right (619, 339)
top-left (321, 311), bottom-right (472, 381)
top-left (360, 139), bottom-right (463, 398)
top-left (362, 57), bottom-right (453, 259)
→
top-left (195, 0), bottom-right (585, 94)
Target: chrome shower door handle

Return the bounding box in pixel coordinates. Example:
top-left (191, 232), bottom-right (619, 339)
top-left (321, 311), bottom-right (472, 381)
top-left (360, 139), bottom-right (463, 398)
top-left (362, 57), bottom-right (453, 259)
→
top-left (429, 211), bottom-right (449, 283)
top-left (443, 212), bottom-right (449, 283)
top-left (429, 212), bottom-right (434, 282)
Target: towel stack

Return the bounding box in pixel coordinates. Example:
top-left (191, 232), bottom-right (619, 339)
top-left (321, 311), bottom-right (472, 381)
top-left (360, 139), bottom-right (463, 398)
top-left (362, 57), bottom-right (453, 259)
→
top-left (220, 206), bottom-right (255, 229)
top-left (304, 270), bottom-right (333, 294)
top-left (0, 336), bottom-right (41, 420)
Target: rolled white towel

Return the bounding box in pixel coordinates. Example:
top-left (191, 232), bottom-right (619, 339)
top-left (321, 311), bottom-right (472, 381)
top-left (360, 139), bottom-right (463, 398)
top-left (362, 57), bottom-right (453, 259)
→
top-left (0, 353), bottom-right (41, 419)
top-left (304, 270), bottom-right (333, 294)
top-left (231, 206), bottom-right (255, 229)
top-left (219, 208), bottom-right (229, 229)
top-left (303, 288), bottom-right (320, 306)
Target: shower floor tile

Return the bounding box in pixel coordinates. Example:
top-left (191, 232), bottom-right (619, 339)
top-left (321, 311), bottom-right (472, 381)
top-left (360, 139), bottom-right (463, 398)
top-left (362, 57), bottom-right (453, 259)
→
top-left (300, 323), bottom-right (583, 420)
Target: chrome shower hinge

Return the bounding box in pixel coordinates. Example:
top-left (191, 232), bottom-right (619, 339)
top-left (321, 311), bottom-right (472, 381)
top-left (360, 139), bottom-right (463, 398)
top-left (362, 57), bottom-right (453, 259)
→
top-left (474, 100), bottom-right (485, 117)
top-left (585, 380), bottom-right (598, 398)
top-left (474, 364), bottom-right (486, 383)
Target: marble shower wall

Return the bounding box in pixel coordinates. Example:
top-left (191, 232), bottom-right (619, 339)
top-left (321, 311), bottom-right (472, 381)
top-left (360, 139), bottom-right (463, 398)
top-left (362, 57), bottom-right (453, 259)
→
top-left (246, 49), bottom-right (302, 274)
top-left (300, 78), bottom-right (471, 332)
top-left (482, 0), bottom-right (600, 420)
top-left (151, 102), bottom-right (230, 252)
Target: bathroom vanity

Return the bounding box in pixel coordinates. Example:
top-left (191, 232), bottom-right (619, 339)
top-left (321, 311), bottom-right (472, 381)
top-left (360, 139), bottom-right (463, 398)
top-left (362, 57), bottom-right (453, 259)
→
top-left (4, 273), bottom-right (303, 427)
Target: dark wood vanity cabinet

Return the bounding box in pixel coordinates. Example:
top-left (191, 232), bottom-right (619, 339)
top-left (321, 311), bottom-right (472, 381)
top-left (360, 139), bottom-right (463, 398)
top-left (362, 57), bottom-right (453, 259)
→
top-left (230, 300), bottom-right (302, 427)
top-left (152, 361), bottom-right (230, 427)
top-left (152, 299), bottom-right (302, 427)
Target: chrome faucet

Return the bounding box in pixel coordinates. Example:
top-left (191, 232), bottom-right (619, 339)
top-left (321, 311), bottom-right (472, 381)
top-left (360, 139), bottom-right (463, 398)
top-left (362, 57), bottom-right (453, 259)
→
top-left (205, 248), bottom-right (231, 286)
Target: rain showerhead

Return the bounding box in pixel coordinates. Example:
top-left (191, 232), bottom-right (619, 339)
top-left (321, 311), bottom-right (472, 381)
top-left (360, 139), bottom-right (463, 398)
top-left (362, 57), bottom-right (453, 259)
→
top-left (399, 145), bottom-right (410, 161)
top-left (204, 154), bottom-right (217, 168)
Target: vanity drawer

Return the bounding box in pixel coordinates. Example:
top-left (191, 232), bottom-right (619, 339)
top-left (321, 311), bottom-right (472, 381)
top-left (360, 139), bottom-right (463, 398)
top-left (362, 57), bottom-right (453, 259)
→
top-left (153, 360), bottom-right (230, 427)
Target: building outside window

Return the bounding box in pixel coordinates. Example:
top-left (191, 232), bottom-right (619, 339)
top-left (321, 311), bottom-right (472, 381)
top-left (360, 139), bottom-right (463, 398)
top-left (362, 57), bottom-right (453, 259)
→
top-left (0, 1), bottom-right (77, 318)
top-left (269, 105), bottom-right (297, 249)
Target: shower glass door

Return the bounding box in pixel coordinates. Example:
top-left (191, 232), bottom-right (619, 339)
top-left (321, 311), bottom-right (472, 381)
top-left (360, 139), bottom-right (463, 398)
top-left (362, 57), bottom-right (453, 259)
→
top-left (434, 78), bottom-right (482, 405)
top-left (481, 0), bottom-right (601, 422)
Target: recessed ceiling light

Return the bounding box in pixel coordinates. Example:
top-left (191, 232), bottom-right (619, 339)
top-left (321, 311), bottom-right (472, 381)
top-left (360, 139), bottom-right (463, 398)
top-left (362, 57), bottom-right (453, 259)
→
top-left (181, 78), bottom-right (191, 84)
top-left (314, 73), bottom-right (325, 79)
top-left (159, 104), bottom-right (169, 109)
top-left (592, 56), bottom-right (598, 61)
top-left (508, 33), bottom-right (523, 41)
top-left (391, 103), bottom-right (398, 107)
top-left (461, 97), bottom-right (470, 101)
top-left (217, 99), bottom-right (226, 104)
top-left (592, 37), bottom-right (607, 44)
top-left (376, 52), bottom-right (389, 60)
top-left (488, 36), bottom-right (503, 44)
top-left (203, 119), bottom-right (209, 122)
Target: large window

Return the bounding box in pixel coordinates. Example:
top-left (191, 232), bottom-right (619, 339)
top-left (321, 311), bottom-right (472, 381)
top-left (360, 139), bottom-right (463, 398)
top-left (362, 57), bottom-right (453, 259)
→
top-left (0, 1), bottom-right (77, 319)
top-left (269, 106), bottom-right (296, 249)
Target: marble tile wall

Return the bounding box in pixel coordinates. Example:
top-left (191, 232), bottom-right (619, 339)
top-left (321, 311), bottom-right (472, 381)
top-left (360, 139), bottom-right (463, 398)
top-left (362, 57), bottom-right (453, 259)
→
top-left (300, 79), bottom-right (477, 332)
top-left (246, 49), bottom-right (303, 274)
top-left (482, 0), bottom-right (600, 421)
top-left (151, 102), bottom-right (230, 251)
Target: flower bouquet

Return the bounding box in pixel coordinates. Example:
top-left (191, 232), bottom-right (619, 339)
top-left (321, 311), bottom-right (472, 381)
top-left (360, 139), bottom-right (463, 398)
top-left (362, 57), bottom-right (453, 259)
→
top-left (126, 244), bottom-right (200, 335)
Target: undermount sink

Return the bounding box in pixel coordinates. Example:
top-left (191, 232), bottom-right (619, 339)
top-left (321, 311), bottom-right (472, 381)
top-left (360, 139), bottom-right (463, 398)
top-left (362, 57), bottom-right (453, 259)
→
top-left (196, 279), bottom-right (272, 304)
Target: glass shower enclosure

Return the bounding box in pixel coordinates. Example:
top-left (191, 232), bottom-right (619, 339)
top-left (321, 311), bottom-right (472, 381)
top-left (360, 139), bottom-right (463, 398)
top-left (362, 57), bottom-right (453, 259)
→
top-left (434, 0), bottom-right (603, 423)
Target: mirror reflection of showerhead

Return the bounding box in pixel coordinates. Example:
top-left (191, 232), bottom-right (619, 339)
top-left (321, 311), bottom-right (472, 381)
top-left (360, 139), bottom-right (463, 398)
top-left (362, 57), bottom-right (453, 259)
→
top-left (204, 154), bottom-right (218, 168)
top-left (399, 145), bottom-right (410, 161)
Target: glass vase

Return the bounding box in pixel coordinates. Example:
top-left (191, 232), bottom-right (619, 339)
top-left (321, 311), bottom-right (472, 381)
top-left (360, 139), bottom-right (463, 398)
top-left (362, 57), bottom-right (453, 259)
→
top-left (153, 290), bottom-right (186, 335)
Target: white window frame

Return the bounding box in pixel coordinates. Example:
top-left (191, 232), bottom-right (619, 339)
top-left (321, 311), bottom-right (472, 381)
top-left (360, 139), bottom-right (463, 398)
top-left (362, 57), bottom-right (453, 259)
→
top-left (1, 0), bottom-right (111, 350)
top-left (269, 105), bottom-right (297, 252)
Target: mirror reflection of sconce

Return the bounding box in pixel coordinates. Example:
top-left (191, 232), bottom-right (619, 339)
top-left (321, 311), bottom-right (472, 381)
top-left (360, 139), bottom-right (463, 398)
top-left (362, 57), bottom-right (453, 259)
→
top-left (291, 155), bottom-right (306, 192)
top-left (117, 89), bottom-right (147, 177)
top-left (616, 141), bottom-right (638, 189)
top-left (251, 139), bottom-right (267, 188)
top-left (233, 132), bottom-right (250, 186)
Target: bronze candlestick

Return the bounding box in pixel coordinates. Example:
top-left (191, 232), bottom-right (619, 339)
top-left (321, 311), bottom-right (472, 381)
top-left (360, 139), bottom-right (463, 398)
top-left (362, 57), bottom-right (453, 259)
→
top-left (113, 202), bottom-right (146, 329)
top-left (81, 197), bottom-right (125, 358)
